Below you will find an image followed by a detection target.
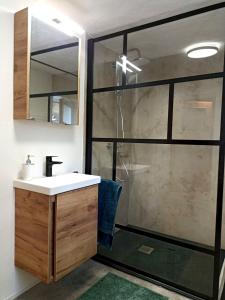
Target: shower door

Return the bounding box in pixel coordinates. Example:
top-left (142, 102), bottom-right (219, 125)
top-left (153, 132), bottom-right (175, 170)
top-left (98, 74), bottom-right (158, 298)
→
top-left (86, 4), bottom-right (225, 300)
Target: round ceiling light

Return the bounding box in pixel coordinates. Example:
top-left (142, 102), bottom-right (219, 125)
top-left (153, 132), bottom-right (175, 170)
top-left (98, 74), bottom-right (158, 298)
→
top-left (187, 46), bottom-right (218, 58)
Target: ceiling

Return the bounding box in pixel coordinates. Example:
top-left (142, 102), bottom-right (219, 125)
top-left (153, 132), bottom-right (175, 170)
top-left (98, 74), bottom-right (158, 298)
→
top-left (65, 0), bottom-right (224, 37)
top-left (0, 0), bottom-right (224, 37)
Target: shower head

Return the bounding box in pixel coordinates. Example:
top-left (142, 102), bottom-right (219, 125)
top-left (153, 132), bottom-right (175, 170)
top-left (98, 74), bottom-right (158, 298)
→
top-left (113, 48), bottom-right (150, 74)
top-left (127, 48), bottom-right (150, 67)
top-left (132, 56), bottom-right (150, 67)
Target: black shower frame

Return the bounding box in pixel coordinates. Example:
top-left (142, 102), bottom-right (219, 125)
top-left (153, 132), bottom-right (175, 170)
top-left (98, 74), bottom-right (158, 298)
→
top-left (85, 2), bottom-right (225, 300)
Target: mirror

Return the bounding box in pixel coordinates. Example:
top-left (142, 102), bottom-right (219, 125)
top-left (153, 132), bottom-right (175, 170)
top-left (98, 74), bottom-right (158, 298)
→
top-left (29, 16), bottom-right (79, 125)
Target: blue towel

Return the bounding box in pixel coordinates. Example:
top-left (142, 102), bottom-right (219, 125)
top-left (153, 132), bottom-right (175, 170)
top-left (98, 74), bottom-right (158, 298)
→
top-left (98, 179), bottom-right (122, 249)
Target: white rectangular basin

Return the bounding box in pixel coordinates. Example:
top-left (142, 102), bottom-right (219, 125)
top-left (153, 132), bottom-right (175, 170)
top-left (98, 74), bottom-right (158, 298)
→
top-left (13, 173), bottom-right (101, 196)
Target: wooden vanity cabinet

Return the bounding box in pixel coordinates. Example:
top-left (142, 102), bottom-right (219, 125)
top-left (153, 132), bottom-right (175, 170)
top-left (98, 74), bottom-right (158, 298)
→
top-left (15, 185), bottom-right (98, 283)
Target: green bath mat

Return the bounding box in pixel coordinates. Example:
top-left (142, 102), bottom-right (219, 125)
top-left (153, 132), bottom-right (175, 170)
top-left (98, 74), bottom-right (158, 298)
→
top-left (78, 273), bottom-right (168, 300)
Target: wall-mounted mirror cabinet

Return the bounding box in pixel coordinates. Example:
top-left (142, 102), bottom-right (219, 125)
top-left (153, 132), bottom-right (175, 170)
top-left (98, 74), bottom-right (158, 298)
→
top-left (14, 8), bottom-right (79, 125)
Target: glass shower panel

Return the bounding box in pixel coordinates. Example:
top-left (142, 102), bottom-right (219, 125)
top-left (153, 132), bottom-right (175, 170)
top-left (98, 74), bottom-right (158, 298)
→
top-left (173, 78), bottom-right (223, 140)
top-left (123, 86), bottom-right (169, 139)
top-left (105, 142), bottom-right (220, 297)
top-left (117, 143), bottom-right (219, 247)
top-left (98, 229), bottom-right (214, 297)
top-left (93, 91), bottom-right (117, 138)
top-left (92, 142), bottom-right (113, 179)
top-left (115, 143), bottom-right (132, 226)
top-left (93, 86), bottom-right (169, 139)
top-left (93, 36), bottom-right (123, 89)
top-left (126, 8), bottom-right (225, 84)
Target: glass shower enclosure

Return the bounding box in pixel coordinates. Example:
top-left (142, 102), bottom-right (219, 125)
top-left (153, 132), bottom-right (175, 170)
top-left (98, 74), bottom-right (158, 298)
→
top-left (86, 3), bottom-right (225, 300)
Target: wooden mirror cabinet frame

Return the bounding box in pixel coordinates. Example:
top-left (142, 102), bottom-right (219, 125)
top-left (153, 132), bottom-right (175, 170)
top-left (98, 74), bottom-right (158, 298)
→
top-left (14, 8), bottom-right (31, 119)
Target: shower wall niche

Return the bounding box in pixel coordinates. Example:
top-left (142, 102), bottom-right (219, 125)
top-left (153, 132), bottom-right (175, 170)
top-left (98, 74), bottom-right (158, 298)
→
top-left (86, 4), bottom-right (225, 300)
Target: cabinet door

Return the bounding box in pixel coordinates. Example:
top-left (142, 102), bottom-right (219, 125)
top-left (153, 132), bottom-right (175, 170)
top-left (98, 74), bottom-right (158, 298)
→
top-left (15, 189), bottom-right (54, 283)
top-left (54, 185), bottom-right (98, 281)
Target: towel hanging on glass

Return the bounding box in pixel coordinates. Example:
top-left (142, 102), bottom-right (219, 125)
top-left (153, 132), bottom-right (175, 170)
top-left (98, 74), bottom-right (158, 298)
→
top-left (98, 179), bottom-right (122, 249)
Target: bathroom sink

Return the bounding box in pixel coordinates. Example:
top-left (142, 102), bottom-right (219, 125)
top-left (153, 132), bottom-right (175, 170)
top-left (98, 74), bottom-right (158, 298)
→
top-left (13, 173), bottom-right (101, 196)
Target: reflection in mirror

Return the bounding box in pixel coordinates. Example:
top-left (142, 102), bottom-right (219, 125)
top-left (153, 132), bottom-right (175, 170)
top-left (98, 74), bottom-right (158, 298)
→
top-left (51, 95), bottom-right (78, 125)
top-left (29, 94), bottom-right (78, 125)
top-left (29, 16), bottom-right (79, 125)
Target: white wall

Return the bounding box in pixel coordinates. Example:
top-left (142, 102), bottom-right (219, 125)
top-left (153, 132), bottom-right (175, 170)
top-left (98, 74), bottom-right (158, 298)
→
top-left (0, 8), bottom-right (86, 300)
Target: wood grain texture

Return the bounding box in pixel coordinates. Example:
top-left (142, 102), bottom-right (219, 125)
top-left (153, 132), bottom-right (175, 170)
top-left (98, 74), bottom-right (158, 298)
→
top-left (14, 8), bottom-right (30, 119)
top-left (15, 189), bottom-right (54, 283)
top-left (54, 185), bottom-right (98, 281)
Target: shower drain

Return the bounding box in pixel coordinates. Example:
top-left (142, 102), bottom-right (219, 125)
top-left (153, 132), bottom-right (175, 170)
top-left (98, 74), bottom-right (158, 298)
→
top-left (138, 245), bottom-right (154, 255)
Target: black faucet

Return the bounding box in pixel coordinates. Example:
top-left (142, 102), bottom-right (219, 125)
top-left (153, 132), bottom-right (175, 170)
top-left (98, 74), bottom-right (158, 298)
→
top-left (46, 156), bottom-right (63, 177)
